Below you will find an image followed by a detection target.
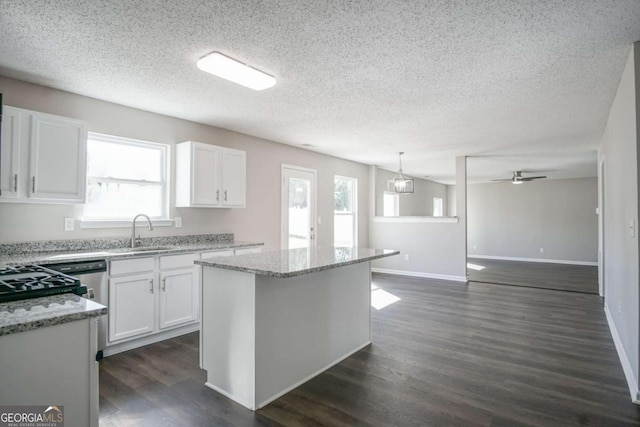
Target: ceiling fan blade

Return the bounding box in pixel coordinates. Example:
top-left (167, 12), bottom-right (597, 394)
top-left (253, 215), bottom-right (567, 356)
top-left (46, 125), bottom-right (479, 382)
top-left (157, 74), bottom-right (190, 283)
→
top-left (491, 179), bottom-right (513, 182)
top-left (521, 176), bottom-right (547, 181)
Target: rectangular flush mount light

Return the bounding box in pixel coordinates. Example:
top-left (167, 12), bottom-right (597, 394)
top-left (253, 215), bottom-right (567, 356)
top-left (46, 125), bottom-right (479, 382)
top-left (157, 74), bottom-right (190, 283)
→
top-left (197, 52), bottom-right (276, 91)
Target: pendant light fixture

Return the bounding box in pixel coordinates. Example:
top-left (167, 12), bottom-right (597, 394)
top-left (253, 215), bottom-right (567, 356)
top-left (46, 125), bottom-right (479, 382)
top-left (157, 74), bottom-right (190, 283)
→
top-left (392, 152), bottom-right (414, 194)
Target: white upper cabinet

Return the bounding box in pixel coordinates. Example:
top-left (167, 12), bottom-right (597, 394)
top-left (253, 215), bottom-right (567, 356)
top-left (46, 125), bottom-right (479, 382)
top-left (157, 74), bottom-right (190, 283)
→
top-left (176, 141), bottom-right (220, 207)
top-left (0, 106), bottom-right (87, 204)
top-left (0, 106), bottom-right (21, 200)
top-left (176, 141), bottom-right (246, 208)
top-left (29, 111), bottom-right (87, 202)
top-left (220, 148), bottom-right (246, 207)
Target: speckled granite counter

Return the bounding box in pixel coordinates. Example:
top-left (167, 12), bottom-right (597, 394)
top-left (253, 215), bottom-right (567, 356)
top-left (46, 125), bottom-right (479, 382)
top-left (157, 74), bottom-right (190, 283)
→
top-left (195, 246), bottom-right (399, 278)
top-left (0, 234), bottom-right (263, 267)
top-left (0, 294), bottom-right (107, 336)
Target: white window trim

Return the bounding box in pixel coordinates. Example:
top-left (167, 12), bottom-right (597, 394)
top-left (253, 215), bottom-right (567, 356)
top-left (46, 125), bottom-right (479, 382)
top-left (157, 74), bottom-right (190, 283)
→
top-left (80, 132), bottom-right (171, 226)
top-left (334, 175), bottom-right (358, 247)
top-left (373, 216), bottom-right (459, 223)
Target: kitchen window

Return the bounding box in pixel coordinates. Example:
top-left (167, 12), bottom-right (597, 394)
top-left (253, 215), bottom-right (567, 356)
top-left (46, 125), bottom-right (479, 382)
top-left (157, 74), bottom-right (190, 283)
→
top-left (81, 133), bottom-right (170, 226)
top-left (334, 176), bottom-right (357, 247)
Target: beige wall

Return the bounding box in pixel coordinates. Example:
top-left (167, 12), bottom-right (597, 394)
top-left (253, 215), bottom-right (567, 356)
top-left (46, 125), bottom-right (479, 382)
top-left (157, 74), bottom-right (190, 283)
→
top-left (374, 168), bottom-right (448, 216)
top-left (467, 178), bottom-right (598, 262)
top-left (370, 157), bottom-right (467, 280)
top-left (0, 76), bottom-right (370, 249)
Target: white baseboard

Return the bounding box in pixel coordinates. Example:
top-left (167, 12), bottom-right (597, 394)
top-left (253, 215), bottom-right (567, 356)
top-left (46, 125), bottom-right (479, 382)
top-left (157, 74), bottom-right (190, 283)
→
top-left (604, 304), bottom-right (639, 404)
top-left (103, 323), bottom-right (200, 357)
top-left (371, 268), bottom-right (467, 282)
top-left (205, 381), bottom-right (255, 410)
top-left (468, 254), bottom-right (598, 266)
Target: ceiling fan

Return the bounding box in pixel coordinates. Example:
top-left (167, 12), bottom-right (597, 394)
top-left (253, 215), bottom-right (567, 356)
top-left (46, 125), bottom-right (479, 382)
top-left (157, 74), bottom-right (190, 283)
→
top-left (492, 171), bottom-right (547, 184)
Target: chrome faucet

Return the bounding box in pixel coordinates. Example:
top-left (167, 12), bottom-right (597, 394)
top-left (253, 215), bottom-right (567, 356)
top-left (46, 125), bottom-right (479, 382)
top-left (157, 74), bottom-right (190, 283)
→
top-left (131, 214), bottom-right (154, 248)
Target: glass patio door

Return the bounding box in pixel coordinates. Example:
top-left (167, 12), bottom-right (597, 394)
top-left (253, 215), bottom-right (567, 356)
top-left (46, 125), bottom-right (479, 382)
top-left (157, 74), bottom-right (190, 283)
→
top-left (281, 165), bottom-right (317, 249)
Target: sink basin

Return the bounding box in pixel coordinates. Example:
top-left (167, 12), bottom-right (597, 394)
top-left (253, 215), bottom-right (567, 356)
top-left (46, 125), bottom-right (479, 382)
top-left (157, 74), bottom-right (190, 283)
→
top-left (115, 245), bottom-right (175, 253)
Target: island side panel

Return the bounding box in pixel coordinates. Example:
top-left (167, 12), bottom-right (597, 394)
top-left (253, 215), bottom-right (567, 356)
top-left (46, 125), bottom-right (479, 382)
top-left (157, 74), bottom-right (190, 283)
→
top-left (254, 261), bottom-right (372, 408)
top-left (201, 267), bottom-right (257, 409)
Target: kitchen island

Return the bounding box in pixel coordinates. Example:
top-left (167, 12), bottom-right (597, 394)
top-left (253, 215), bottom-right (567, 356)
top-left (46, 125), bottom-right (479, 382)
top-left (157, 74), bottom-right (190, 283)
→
top-left (195, 246), bottom-right (399, 410)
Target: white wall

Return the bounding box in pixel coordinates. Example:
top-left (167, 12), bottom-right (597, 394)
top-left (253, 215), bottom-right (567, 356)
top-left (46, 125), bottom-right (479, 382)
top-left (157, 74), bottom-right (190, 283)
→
top-left (0, 76), bottom-right (370, 250)
top-left (599, 43), bottom-right (640, 401)
top-left (467, 178), bottom-right (598, 263)
top-left (370, 157), bottom-right (467, 280)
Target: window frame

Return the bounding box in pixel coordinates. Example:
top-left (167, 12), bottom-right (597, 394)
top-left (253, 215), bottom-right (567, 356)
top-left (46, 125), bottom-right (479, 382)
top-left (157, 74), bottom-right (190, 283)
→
top-left (80, 132), bottom-right (172, 228)
top-left (333, 175), bottom-right (358, 247)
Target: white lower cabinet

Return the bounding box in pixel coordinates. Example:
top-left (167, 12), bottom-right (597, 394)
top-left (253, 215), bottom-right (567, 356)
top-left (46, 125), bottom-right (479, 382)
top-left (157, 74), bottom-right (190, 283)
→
top-left (108, 254), bottom-right (199, 347)
top-left (159, 267), bottom-right (198, 329)
top-left (109, 272), bottom-right (155, 342)
top-left (0, 318), bottom-right (100, 427)
top-left (106, 247), bottom-right (261, 353)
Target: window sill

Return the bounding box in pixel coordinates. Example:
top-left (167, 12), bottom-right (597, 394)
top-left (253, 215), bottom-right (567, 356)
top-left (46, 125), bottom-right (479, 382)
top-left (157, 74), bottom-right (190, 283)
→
top-left (79, 219), bottom-right (175, 229)
top-left (372, 216), bottom-right (459, 223)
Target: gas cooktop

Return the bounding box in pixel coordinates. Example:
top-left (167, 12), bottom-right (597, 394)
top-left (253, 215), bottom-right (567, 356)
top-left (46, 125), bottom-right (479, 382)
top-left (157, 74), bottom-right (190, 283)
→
top-left (0, 265), bottom-right (87, 303)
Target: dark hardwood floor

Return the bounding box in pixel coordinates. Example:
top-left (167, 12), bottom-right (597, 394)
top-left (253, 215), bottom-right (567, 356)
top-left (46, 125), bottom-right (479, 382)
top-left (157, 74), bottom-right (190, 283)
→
top-left (467, 258), bottom-right (599, 294)
top-left (100, 273), bottom-right (638, 426)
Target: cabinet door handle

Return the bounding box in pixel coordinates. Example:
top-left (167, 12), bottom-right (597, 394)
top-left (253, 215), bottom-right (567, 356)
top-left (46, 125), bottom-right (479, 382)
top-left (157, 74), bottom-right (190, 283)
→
top-left (31, 176), bottom-right (36, 193)
top-left (216, 189), bottom-right (219, 201)
top-left (14, 174), bottom-right (18, 193)
top-left (224, 190), bottom-right (227, 201)
top-left (162, 278), bottom-right (166, 292)
top-left (149, 279), bottom-right (154, 294)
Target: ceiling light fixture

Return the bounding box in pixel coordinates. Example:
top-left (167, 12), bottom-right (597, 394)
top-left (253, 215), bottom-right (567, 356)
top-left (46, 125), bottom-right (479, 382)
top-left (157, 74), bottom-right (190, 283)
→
top-left (197, 52), bottom-right (276, 91)
top-left (391, 152), bottom-right (414, 194)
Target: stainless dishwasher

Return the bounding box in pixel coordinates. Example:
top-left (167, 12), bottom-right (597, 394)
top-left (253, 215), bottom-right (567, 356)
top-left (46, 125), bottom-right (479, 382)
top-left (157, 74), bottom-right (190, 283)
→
top-left (47, 259), bottom-right (108, 356)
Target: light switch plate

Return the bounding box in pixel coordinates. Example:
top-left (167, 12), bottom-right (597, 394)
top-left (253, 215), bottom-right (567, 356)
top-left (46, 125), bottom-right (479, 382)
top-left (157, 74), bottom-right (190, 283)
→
top-left (64, 217), bottom-right (74, 231)
top-left (175, 217), bottom-right (183, 228)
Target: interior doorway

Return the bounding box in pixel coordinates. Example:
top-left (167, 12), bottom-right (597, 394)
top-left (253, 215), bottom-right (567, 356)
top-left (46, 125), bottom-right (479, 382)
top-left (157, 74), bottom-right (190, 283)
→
top-left (465, 156), bottom-right (599, 295)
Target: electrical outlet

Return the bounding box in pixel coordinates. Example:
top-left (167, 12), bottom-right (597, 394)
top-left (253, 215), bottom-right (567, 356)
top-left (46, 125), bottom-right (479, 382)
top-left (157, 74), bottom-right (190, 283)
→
top-left (404, 254), bottom-right (410, 261)
top-left (539, 248), bottom-right (544, 253)
top-left (618, 301), bottom-right (622, 314)
top-left (175, 217), bottom-right (183, 228)
top-left (64, 217), bottom-right (74, 232)
top-left (318, 217), bottom-right (322, 225)
top-left (473, 244), bottom-right (477, 250)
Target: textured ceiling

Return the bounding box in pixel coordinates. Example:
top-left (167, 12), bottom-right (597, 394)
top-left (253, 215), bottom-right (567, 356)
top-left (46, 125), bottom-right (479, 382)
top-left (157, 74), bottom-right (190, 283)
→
top-left (1, 0), bottom-right (639, 182)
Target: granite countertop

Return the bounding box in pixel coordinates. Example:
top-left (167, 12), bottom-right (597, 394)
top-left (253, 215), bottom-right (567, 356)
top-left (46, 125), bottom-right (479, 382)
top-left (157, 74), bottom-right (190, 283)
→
top-left (0, 234), bottom-right (263, 267)
top-left (195, 246), bottom-right (400, 278)
top-left (0, 294), bottom-right (107, 336)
